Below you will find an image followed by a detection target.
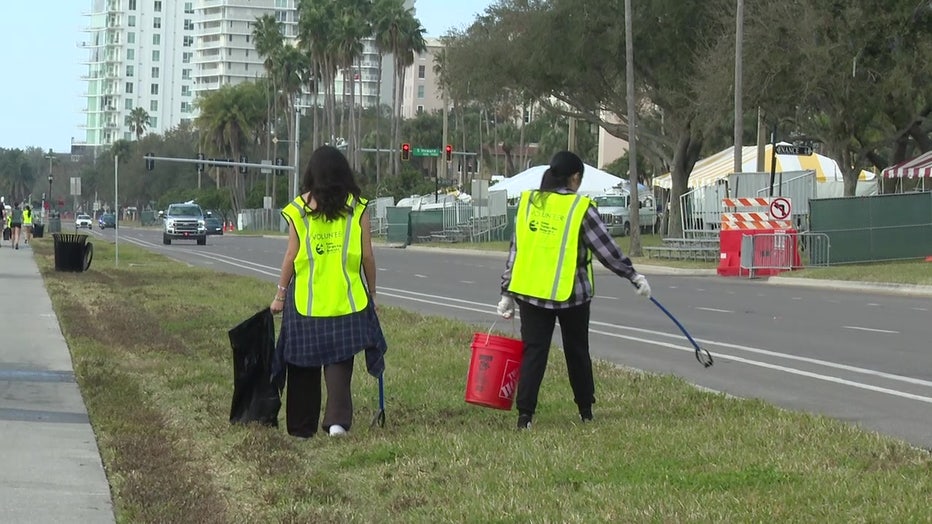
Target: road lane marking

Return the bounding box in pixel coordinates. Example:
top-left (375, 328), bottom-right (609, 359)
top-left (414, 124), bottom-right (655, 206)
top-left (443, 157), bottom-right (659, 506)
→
top-left (695, 307), bottom-right (734, 313)
top-left (379, 287), bottom-right (932, 390)
top-left (588, 329), bottom-right (932, 405)
top-left (843, 326), bottom-right (899, 334)
top-left (415, 274), bottom-right (427, 278)
top-left (460, 281), bottom-right (475, 284)
top-left (913, 307), bottom-right (928, 312)
top-left (114, 241), bottom-right (929, 399)
top-left (865, 303), bottom-right (880, 307)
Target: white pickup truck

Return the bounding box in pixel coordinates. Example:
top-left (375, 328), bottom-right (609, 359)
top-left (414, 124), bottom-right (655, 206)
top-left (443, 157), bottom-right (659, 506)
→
top-left (162, 202), bottom-right (207, 245)
top-left (592, 191), bottom-right (660, 237)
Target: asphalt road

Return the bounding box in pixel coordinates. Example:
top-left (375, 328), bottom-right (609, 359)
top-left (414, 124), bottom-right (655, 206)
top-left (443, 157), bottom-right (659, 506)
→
top-left (89, 227), bottom-right (932, 449)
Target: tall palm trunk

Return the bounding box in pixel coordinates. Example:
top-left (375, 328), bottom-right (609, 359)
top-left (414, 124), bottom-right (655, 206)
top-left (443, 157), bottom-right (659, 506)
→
top-left (390, 61), bottom-right (399, 176)
top-left (375, 54), bottom-right (383, 188)
top-left (393, 64), bottom-right (406, 177)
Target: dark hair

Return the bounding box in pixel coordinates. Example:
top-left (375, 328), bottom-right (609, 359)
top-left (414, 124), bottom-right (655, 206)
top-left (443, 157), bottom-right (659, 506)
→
top-left (535, 150), bottom-right (584, 206)
top-left (301, 145), bottom-right (361, 221)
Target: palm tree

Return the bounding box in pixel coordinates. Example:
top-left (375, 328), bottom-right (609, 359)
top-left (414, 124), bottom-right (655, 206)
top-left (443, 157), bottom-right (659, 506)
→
top-left (252, 14), bottom-right (285, 196)
top-left (128, 107), bottom-right (150, 140)
top-left (370, 0), bottom-right (407, 185)
top-left (332, 0), bottom-right (372, 172)
top-left (195, 83), bottom-right (265, 215)
top-left (379, 6), bottom-right (426, 176)
top-left (298, 0), bottom-right (339, 144)
top-left (272, 44), bottom-right (308, 199)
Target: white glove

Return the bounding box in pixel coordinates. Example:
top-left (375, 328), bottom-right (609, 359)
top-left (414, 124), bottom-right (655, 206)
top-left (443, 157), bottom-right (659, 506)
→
top-left (631, 274), bottom-right (651, 298)
top-left (497, 296), bottom-right (516, 319)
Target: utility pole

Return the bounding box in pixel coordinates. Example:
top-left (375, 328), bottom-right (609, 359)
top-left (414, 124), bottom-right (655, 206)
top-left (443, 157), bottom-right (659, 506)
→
top-left (625, 0), bottom-right (641, 256)
top-left (114, 154), bottom-right (119, 266)
top-left (734, 0), bottom-right (745, 176)
top-left (441, 89), bottom-right (449, 185)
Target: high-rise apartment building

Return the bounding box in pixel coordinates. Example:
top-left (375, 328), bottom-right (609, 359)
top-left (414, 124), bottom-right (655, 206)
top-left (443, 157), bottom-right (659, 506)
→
top-left (80, 0), bottom-right (415, 151)
top-left (80, 0), bottom-right (198, 151)
top-left (193, 0), bottom-right (298, 95)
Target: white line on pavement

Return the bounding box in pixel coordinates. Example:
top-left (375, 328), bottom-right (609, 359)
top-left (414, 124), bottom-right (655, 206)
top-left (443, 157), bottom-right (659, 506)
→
top-left (695, 307), bottom-right (734, 313)
top-left (843, 325), bottom-right (899, 334)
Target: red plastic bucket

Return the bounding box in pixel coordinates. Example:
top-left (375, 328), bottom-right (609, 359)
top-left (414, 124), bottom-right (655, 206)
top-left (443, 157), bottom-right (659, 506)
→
top-left (465, 332), bottom-right (524, 410)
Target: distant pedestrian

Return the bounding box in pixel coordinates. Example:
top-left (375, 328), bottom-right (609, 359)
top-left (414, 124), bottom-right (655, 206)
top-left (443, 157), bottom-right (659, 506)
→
top-left (270, 145), bottom-right (387, 438)
top-left (22, 205), bottom-right (32, 245)
top-left (497, 150), bottom-right (652, 430)
top-left (9, 202), bottom-right (23, 250)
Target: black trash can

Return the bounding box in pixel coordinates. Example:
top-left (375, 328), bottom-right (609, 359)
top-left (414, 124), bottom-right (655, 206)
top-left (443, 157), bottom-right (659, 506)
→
top-left (32, 223), bottom-right (45, 238)
top-left (53, 233), bottom-right (94, 272)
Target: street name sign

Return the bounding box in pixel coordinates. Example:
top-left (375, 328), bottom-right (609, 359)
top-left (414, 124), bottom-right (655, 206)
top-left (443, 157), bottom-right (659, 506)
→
top-left (413, 147), bottom-right (440, 157)
top-left (774, 144), bottom-right (813, 156)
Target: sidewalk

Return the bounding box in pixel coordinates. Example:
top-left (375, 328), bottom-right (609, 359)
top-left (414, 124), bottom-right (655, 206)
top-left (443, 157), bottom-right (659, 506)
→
top-left (0, 244), bottom-right (114, 523)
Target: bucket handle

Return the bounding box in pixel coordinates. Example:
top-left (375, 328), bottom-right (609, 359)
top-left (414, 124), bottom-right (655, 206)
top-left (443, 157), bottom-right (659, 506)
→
top-left (484, 318), bottom-right (517, 346)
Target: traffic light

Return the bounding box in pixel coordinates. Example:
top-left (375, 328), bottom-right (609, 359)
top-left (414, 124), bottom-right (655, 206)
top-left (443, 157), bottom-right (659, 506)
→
top-left (145, 152), bottom-right (155, 171)
top-left (401, 143), bottom-right (411, 161)
top-left (445, 144), bottom-right (453, 162)
top-left (196, 152), bottom-right (205, 173)
top-left (239, 155), bottom-right (248, 174)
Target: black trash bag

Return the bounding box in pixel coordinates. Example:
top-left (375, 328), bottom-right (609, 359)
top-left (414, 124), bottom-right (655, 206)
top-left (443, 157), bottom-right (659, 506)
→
top-left (228, 308), bottom-right (283, 427)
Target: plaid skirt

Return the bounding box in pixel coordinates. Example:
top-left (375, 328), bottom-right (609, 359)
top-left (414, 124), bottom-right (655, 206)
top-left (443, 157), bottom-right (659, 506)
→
top-left (272, 291), bottom-right (387, 380)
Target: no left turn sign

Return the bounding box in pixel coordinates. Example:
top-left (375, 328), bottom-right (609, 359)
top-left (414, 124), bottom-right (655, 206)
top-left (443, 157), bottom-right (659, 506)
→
top-left (769, 197), bottom-right (792, 220)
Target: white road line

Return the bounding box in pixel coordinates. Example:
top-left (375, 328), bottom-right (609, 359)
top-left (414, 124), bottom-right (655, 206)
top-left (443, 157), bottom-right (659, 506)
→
top-left (791, 297), bottom-right (802, 301)
top-left (111, 240), bottom-right (930, 400)
top-left (598, 296), bottom-right (620, 300)
top-left (843, 325), bottom-right (899, 334)
top-left (912, 307), bottom-right (928, 312)
top-left (381, 287), bottom-right (932, 390)
top-left (460, 281), bottom-right (475, 284)
top-left (866, 303), bottom-right (880, 307)
top-left (695, 307), bottom-right (734, 313)
top-left (414, 274), bottom-right (427, 278)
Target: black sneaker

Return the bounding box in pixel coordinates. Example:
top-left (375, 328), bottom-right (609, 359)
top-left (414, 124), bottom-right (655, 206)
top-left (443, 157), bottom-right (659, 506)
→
top-left (579, 406), bottom-right (593, 422)
top-left (516, 413), bottom-right (532, 430)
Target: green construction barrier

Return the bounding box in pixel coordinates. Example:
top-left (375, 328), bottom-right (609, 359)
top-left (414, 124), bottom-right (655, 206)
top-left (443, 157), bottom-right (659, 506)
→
top-left (385, 207), bottom-right (411, 245)
top-left (810, 192), bottom-right (932, 263)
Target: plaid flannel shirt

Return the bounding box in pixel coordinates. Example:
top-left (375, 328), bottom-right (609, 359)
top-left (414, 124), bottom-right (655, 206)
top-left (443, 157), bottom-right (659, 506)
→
top-left (501, 188), bottom-right (639, 309)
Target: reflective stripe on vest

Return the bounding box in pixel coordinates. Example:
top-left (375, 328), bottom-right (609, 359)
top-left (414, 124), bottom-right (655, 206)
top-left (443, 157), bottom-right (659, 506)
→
top-left (508, 191), bottom-right (591, 301)
top-left (282, 194), bottom-right (369, 317)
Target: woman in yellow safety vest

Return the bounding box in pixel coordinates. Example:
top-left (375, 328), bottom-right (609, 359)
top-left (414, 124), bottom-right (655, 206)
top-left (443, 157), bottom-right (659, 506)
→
top-left (270, 145), bottom-right (386, 438)
top-left (497, 151), bottom-right (652, 430)
top-left (22, 205), bottom-right (32, 245)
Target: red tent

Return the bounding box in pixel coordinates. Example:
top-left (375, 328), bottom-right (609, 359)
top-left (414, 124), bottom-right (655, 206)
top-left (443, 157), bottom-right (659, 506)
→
top-left (882, 151), bottom-right (932, 179)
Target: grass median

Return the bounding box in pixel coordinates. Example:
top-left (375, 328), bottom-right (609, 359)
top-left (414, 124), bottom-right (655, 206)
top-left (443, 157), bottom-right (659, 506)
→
top-left (33, 238), bottom-right (931, 522)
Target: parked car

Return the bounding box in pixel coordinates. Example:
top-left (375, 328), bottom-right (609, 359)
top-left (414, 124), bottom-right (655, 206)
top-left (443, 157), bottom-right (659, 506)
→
top-left (98, 213), bottom-right (116, 229)
top-left (204, 211), bottom-right (223, 235)
top-left (75, 214), bottom-right (93, 229)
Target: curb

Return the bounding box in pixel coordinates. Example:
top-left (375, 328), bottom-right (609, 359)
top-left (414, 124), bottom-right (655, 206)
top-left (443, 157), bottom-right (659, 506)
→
top-left (766, 276), bottom-right (932, 298)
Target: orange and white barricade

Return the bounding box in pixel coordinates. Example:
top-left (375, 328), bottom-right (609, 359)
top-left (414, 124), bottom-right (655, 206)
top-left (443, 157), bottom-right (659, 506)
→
top-left (717, 197), bottom-right (799, 277)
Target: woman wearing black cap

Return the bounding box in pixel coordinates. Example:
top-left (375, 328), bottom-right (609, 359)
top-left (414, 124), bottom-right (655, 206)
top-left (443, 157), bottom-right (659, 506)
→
top-left (497, 150), bottom-right (651, 430)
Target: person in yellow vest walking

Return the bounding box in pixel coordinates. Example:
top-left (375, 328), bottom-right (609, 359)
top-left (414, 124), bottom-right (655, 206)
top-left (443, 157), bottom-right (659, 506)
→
top-left (270, 145), bottom-right (387, 438)
top-left (497, 151), bottom-right (652, 430)
top-left (22, 204), bottom-right (32, 245)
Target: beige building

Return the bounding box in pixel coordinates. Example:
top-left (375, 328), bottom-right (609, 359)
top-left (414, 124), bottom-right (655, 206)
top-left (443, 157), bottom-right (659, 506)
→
top-left (401, 37), bottom-right (445, 118)
top-left (597, 111), bottom-right (629, 169)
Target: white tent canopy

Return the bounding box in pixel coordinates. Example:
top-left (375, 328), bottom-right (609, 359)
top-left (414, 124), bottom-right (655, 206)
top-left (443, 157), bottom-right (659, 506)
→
top-left (652, 144), bottom-right (876, 190)
top-left (488, 164), bottom-right (624, 198)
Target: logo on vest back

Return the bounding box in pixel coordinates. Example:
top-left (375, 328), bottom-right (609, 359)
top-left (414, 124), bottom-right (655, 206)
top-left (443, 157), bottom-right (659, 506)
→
top-left (528, 219), bottom-right (558, 234)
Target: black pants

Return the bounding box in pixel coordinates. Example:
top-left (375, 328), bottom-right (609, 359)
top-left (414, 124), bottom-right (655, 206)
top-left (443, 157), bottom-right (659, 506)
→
top-left (515, 300), bottom-right (594, 417)
top-left (285, 357), bottom-right (354, 437)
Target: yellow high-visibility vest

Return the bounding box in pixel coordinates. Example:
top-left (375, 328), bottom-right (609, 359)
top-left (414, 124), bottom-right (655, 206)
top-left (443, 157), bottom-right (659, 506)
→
top-left (23, 209), bottom-right (32, 225)
top-left (508, 191), bottom-right (592, 301)
top-left (282, 194), bottom-right (369, 317)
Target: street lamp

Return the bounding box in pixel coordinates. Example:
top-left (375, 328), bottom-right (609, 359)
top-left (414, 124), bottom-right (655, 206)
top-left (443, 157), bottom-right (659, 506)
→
top-left (45, 149), bottom-right (54, 221)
